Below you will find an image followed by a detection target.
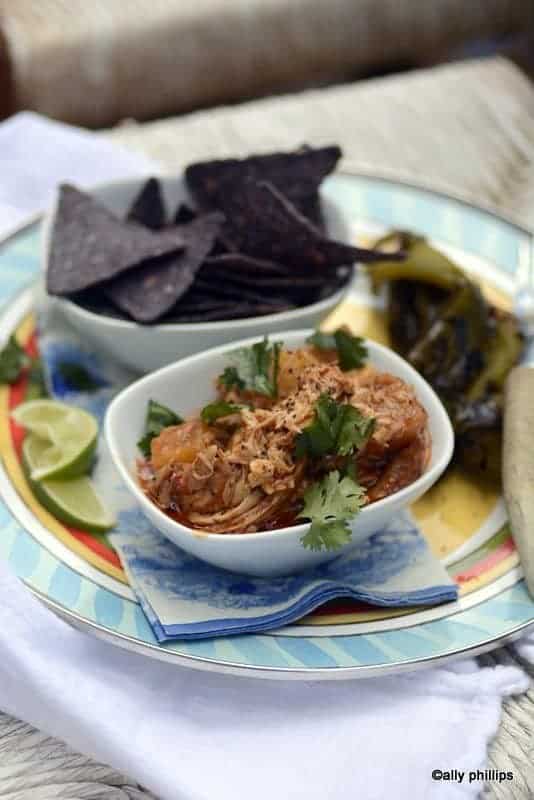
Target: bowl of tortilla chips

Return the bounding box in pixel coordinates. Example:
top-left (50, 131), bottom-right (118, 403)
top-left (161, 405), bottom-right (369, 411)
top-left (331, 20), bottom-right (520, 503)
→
top-left (43, 146), bottom-right (401, 373)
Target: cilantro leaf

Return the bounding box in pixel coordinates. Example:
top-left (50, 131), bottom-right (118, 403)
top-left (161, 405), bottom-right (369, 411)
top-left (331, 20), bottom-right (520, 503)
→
top-left (0, 335), bottom-right (30, 383)
top-left (306, 331), bottom-right (336, 350)
top-left (219, 366), bottom-right (245, 391)
top-left (337, 404), bottom-right (376, 456)
top-left (299, 471), bottom-right (366, 551)
top-left (307, 328), bottom-right (368, 370)
top-left (301, 519), bottom-right (353, 552)
top-left (295, 394), bottom-right (374, 459)
top-left (25, 358), bottom-right (49, 400)
top-left (56, 362), bottom-right (106, 392)
top-left (218, 338), bottom-right (281, 397)
top-left (201, 401), bottom-right (246, 424)
top-left (137, 399), bottom-right (183, 457)
top-left (335, 329), bottom-right (368, 370)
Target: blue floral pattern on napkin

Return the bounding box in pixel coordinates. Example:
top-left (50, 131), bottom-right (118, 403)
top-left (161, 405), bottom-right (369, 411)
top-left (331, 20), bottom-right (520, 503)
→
top-left (112, 512), bottom-right (458, 641)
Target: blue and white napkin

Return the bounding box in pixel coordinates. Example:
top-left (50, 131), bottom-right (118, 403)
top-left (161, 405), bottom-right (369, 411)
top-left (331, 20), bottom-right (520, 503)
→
top-left (111, 511), bottom-right (457, 641)
top-left (35, 291), bottom-right (136, 422)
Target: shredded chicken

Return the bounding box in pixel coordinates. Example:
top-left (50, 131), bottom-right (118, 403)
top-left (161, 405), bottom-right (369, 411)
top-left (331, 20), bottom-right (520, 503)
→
top-left (348, 369), bottom-right (428, 457)
top-left (141, 347), bottom-right (430, 533)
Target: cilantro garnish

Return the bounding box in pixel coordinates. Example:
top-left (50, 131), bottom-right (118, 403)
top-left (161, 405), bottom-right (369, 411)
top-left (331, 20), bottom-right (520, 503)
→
top-left (57, 362), bottom-right (105, 393)
top-left (137, 399), bottom-right (183, 457)
top-left (0, 335), bottom-right (49, 398)
top-left (25, 358), bottom-right (48, 400)
top-left (200, 401), bottom-right (246, 424)
top-left (295, 394), bottom-right (375, 460)
top-left (306, 331), bottom-right (337, 350)
top-left (219, 366), bottom-right (245, 391)
top-left (218, 338), bottom-right (281, 397)
top-left (299, 470), bottom-right (366, 551)
top-left (307, 328), bottom-right (368, 370)
top-left (0, 335), bottom-right (30, 384)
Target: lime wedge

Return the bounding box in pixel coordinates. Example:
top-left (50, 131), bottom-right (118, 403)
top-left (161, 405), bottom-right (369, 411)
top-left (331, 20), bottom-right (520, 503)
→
top-left (22, 437), bottom-right (115, 533)
top-left (12, 399), bottom-right (98, 480)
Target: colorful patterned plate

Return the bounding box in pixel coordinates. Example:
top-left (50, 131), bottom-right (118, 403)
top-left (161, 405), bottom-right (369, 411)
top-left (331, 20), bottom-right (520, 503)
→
top-left (1, 171), bottom-right (533, 679)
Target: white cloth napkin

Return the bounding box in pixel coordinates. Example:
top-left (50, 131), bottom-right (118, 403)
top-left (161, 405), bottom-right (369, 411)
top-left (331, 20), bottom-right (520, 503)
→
top-left (0, 111), bottom-right (155, 237)
top-left (0, 562), bottom-right (528, 800)
top-left (0, 111), bottom-right (532, 800)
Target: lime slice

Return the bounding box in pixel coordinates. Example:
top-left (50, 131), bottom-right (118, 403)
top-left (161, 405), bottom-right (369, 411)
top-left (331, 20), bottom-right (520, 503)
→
top-left (12, 399), bottom-right (98, 480)
top-left (22, 437), bottom-right (115, 533)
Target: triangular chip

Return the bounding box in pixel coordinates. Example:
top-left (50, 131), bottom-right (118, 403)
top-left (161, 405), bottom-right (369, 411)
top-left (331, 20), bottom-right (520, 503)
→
top-left (200, 253), bottom-right (344, 307)
top-left (46, 185), bottom-right (184, 296)
top-left (185, 145), bottom-right (340, 221)
top-left (173, 203), bottom-right (197, 224)
top-left (105, 213), bottom-right (223, 323)
top-left (127, 177), bottom-right (166, 229)
top-left (215, 180), bottom-right (404, 269)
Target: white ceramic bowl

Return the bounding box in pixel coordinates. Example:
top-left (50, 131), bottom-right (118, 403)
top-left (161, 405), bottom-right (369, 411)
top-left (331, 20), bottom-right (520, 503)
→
top-left (105, 330), bottom-right (454, 577)
top-left (43, 176), bottom-right (351, 374)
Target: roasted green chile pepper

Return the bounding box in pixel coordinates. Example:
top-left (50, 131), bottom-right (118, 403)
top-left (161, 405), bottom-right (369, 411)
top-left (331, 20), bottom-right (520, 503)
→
top-left (371, 230), bottom-right (523, 482)
top-left (371, 232), bottom-right (464, 291)
top-left (408, 282), bottom-right (490, 398)
top-left (466, 313), bottom-right (523, 401)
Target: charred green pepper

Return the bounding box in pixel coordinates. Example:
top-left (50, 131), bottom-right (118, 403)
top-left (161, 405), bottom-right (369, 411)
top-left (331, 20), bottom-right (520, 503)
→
top-left (408, 282), bottom-right (490, 398)
top-left (371, 231), bottom-right (523, 482)
top-left (371, 232), bottom-right (464, 291)
top-left (466, 312), bottom-right (523, 401)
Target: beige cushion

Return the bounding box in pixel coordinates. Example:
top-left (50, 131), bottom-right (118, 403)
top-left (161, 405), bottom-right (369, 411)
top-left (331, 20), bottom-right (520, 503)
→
top-left (109, 56), bottom-right (534, 229)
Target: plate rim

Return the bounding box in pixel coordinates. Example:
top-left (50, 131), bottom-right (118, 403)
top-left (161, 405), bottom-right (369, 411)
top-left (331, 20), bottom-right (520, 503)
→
top-left (32, 583), bottom-right (534, 680)
top-left (1, 167), bottom-right (533, 679)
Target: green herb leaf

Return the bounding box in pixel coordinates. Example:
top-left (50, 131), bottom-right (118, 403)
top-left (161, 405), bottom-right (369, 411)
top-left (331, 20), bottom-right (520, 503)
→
top-left (25, 358), bottom-right (49, 400)
top-left (335, 329), bottom-right (368, 370)
top-left (295, 394), bottom-right (374, 459)
top-left (301, 519), bottom-right (353, 552)
top-left (307, 328), bottom-right (368, 370)
top-left (0, 335), bottom-right (30, 384)
top-left (337, 405), bottom-right (376, 456)
top-left (218, 338), bottom-right (281, 397)
top-left (306, 331), bottom-right (336, 350)
top-left (219, 366), bottom-right (245, 391)
top-left (57, 362), bottom-right (104, 392)
top-left (299, 470), bottom-right (366, 551)
top-left (201, 401), bottom-right (246, 424)
top-left (137, 399), bottom-right (183, 457)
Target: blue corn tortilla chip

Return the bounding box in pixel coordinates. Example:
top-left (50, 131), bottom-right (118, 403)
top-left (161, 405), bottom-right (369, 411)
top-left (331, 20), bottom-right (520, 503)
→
top-left (174, 203), bottom-right (197, 225)
top-left (127, 177), bottom-right (166, 229)
top-left (47, 185), bottom-right (185, 296)
top-left (184, 145), bottom-right (340, 222)
top-left (166, 301), bottom-right (294, 323)
top-left (192, 276), bottom-right (289, 307)
top-left (214, 180), bottom-right (403, 270)
top-left (201, 253), bottom-right (290, 277)
top-left (104, 213), bottom-right (223, 323)
top-left (200, 253), bottom-right (344, 298)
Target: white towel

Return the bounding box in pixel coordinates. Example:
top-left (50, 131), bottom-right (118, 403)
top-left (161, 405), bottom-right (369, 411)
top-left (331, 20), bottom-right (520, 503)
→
top-left (0, 562), bottom-right (528, 800)
top-left (0, 111), bottom-right (155, 236)
top-left (0, 111), bottom-right (531, 800)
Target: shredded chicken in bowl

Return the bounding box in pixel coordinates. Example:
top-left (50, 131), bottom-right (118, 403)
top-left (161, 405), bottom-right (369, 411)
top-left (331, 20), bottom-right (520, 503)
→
top-left (137, 331), bottom-right (431, 547)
